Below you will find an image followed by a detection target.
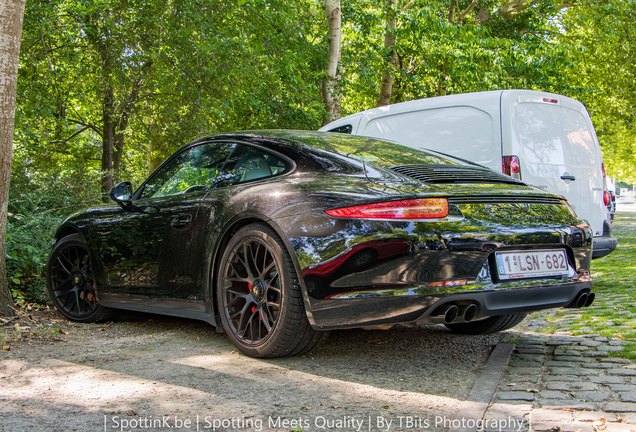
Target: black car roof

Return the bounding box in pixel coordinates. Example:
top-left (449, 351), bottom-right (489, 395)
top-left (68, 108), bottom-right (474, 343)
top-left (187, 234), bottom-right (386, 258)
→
top-left (210, 130), bottom-right (465, 169)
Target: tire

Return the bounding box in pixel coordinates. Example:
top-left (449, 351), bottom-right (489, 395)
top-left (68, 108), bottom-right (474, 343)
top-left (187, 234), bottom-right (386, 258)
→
top-left (444, 313), bottom-right (527, 335)
top-left (46, 233), bottom-right (110, 322)
top-left (216, 223), bottom-right (326, 358)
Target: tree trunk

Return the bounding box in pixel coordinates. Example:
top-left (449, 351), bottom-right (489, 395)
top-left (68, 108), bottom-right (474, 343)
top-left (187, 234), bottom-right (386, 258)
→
top-left (500, 0), bottom-right (537, 20)
top-left (147, 140), bottom-right (163, 175)
top-left (101, 86), bottom-right (115, 194)
top-left (0, 0), bottom-right (26, 317)
top-left (112, 75), bottom-right (145, 183)
top-left (321, 0), bottom-right (342, 124)
top-left (377, 0), bottom-right (398, 107)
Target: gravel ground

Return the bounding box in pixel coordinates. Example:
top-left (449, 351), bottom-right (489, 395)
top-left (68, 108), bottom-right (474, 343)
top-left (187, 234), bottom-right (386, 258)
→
top-left (0, 310), bottom-right (502, 432)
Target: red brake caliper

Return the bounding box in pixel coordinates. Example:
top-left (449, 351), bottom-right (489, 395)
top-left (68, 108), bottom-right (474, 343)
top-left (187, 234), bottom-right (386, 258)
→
top-left (248, 283), bottom-right (257, 314)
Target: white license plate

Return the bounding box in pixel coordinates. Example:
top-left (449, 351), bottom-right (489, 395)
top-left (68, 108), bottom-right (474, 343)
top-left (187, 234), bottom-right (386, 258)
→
top-left (495, 249), bottom-right (570, 280)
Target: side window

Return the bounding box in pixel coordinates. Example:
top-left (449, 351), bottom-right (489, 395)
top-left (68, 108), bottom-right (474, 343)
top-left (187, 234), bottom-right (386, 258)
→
top-left (214, 145), bottom-right (291, 188)
top-left (328, 124), bottom-right (352, 134)
top-left (140, 142), bottom-right (236, 199)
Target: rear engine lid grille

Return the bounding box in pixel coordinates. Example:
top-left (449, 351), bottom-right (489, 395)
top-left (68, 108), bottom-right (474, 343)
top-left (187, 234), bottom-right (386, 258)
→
top-left (448, 195), bottom-right (564, 205)
top-left (391, 164), bottom-right (523, 185)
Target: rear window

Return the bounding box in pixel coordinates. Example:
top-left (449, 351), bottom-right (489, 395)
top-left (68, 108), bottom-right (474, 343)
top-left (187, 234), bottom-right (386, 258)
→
top-left (285, 132), bottom-right (465, 168)
top-left (513, 103), bottom-right (597, 167)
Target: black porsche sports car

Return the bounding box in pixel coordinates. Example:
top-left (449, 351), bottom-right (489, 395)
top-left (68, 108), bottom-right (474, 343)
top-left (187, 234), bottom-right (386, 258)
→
top-left (47, 131), bottom-right (594, 357)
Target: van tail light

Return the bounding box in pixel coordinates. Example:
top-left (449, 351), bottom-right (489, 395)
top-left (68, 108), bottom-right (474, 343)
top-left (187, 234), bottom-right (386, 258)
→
top-left (502, 155), bottom-right (522, 180)
top-left (601, 162), bottom-right (610, 206)
top-left (325, 198), bottom-right (449, 220)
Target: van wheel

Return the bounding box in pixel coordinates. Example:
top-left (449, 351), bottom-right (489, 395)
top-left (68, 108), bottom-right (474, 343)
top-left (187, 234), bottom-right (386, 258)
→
top-left (444, 313), bottom-right (526, 335)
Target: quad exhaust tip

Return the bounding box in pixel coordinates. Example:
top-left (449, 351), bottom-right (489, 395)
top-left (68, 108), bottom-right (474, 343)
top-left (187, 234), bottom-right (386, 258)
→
top-left (463, 304), bottom-right (478, 322)
top-left (435, 303), bottom-right (479, 323)
top-left (443, 305), bottom-right (459, 323)
top-left (576, 292), bottom-right (589, 308)
top-left (570, 291), bottom-right (595, 308)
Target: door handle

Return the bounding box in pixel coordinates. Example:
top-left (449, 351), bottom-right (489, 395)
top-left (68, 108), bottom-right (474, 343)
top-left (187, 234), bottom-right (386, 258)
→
top-left (171, 214), bottom-right (192, 229)
top-left (560, 175), bottom-right (576, 181)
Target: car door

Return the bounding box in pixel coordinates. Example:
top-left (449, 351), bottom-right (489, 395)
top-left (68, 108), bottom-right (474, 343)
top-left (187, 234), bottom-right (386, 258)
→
top-left (94, 141), bottom-right (237, 301)
top-left (504, 92), bottom-right (607, 238)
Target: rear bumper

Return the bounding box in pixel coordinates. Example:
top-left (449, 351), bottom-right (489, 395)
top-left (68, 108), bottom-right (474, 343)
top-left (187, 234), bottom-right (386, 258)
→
top-left (592, 220), bottom-right (617, 259)
top-left (273, 200), bottom-right (594, 330)
top-left (308, 279), bottom-right (592, 330)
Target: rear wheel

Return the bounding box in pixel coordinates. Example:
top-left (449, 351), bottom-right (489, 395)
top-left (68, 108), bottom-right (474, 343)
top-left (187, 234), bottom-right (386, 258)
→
top-left (217, 223), bottom-right (326, 358)
top-left (444, 313), bottom-right (526, 335)
top-left (46, 233), bottom-right (110, 322)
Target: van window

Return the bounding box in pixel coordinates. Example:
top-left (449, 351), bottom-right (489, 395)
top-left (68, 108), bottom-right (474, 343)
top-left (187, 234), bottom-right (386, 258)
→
top-left (513, 104), bottom-right (597, 170)
top-left (328, 124), bottom-right (353, 134)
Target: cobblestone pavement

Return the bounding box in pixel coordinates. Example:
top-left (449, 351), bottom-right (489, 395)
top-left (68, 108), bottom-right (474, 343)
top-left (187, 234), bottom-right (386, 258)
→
top-left (484, 329), bottom-right (636, 432)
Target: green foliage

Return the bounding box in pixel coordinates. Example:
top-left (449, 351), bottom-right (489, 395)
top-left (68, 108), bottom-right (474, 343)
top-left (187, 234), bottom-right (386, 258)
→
top-left (556, 0), bottom-right (636, 182)
top-left (339, 0), bottom-right (573, 111)
top-left (6, 171), bottom-right (101, 303)
top-left (16, 0), bottom-right (326, 188)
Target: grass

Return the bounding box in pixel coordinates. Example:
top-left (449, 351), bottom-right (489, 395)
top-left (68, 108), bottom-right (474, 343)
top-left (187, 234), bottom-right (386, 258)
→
top-left (533, 212), bottom-right (636, 356)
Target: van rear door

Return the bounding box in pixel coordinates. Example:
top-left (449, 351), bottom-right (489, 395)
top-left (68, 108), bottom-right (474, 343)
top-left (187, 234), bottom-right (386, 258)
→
top-left (502, 91), bottom-right (607, 236)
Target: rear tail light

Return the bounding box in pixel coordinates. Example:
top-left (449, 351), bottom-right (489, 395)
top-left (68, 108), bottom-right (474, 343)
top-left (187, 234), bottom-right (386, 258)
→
top-left (502, 155), bottom-right (522, 180)
top-left (601, 162), bottom-right (610, 206)
top-left (325, 198), bottom-right (449, 220)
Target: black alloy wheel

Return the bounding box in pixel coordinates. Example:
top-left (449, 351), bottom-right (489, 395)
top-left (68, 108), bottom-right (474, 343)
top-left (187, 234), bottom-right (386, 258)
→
top-left (217, 224), bottom-right (326, 357)
top-left (46, 234), bottom-right (109, 322)
top-left (222, 236), bottom-right (282, 343)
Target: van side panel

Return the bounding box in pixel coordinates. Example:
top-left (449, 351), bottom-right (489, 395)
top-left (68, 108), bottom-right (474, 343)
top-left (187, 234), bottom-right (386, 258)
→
top-left (360, 107), bottom-right (499, 167)
top-left (354, 93), bottom-right (503, 169)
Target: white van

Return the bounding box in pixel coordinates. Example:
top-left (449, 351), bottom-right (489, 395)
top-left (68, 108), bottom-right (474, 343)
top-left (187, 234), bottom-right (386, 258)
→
top-left (319, 90), bottom-right (617, 258)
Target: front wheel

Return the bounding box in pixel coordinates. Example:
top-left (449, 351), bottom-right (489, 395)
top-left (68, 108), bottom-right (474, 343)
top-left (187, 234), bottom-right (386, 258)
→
top-left (217, 223), bottom-right (326, 358)
top-left (46, 233), bottom-right (110, 322)
top-left (444, 313), bottom-right (527, 335)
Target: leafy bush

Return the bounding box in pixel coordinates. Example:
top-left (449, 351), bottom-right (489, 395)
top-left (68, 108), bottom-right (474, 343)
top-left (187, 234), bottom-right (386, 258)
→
top-left (6, 172), bottom-right (101, 304)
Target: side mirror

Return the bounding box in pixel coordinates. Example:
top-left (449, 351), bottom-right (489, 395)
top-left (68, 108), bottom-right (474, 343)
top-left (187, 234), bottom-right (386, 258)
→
top-left (109, 182), bottom-right (159, 214)
top-left (110, 182), bottom-right (133, 210)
